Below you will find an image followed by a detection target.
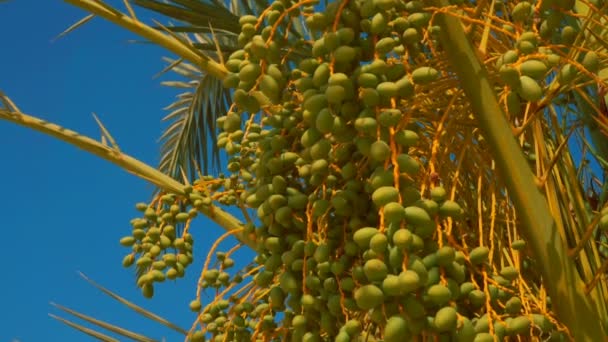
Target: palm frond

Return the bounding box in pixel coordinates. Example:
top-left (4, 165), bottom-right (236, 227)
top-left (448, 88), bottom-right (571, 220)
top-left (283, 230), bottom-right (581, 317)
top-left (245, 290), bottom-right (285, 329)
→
top-left (83, 0), bottom-right (309, 184)
top-left (50, 303), bottom-right (159, 342)
top-left (49, 314), bottom-right (120, 342)
top-left (156, 26), bottom-right (236, 179)
top-left (0, 93), bottom-right (253, 248)
top-left (134, 0), bottom-right (307, 39)
top-left (159, 70), bottom-right (228, 179)
top-left (192, 41), bottom-right (239, 54)
top-left (48, 273), bottom-right (187, 341)
top-left (134, 0), bottom-right (310, 183)
top-left (77, 272), bottom-right (189, 335)
top-left (134, 0), bottom-right (241, 33)
top-left (152, 25), bottom-right (236, 37)
top-left (61, 0), bottom-right (234, 183)
top-left (64, 0), bottom-right (228, 79)
top-left (130, 1), bottom-right (242, 181)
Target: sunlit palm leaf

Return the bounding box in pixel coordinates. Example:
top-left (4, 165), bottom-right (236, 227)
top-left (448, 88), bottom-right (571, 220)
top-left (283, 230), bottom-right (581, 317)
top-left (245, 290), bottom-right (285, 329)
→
top-left (129, 1), bottom-right (241, 180)
top-left (155, 25), bottom-right (236, 36)
top-left (135, 0), bottom-right (306, 39)
top-left (78, 272), bottom-right (189, 335)
top-left (47, 273), bottom-right (187, 341)
top-left (156, 30), bottom-right (232, 178)
top-left (64, 0), bottom-right (228, 81)
top-left (49, 314), bottom-right (120, 342)
top-left (134, 0), bottom-right (241, 33)
top-left (50, 303), bottom-right (158, 342)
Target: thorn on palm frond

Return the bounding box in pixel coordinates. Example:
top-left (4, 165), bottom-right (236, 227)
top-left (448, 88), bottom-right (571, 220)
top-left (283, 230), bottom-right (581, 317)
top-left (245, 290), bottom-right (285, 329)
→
top-left (153, 58), bottom-right (185, 80)
top-left (0, 91), bottom-right (20, 112)
top-left (52, 14), bottom-right (96, 42)
top-left (122, 0), bottom-right (138, 19)
top-left (93, 113), bottom-right (121, 151)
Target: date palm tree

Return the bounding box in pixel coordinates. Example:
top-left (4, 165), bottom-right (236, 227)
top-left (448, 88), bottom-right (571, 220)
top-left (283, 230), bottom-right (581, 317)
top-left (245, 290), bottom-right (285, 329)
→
top-left (1, 0), bottom-right (608, 340)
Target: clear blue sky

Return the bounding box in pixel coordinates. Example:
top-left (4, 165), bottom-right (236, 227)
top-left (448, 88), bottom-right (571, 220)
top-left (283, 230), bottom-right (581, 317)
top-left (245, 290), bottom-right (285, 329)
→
top-left (0, 1), bottom-right (252, 341)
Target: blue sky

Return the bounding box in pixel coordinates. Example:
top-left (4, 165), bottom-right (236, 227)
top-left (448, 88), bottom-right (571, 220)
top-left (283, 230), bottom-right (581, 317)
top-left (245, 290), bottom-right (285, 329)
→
top-left (0, 1), bottom-right (252, 341)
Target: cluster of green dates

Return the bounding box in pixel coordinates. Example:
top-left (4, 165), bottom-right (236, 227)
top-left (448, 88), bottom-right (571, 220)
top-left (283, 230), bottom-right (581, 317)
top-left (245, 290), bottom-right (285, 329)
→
top-left (119, 169), bottom-right (250, 297)
top-left (117, 0), bottom-right (595, 340)
top-left (172, 0), bottom-right (570, 340)
top-left (119, 186), bottom-right (214, 297)
top-left (492, 0), bottom-right (601, 112)
top-left (496, 43), bottom-right (600, 106)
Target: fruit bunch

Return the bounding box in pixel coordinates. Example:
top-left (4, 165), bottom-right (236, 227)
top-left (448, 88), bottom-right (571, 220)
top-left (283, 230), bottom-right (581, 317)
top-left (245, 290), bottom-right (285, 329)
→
top-left (120, 184), bottom-right (216, 297)
top-left (118, 0), bottom-right (608, 340)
